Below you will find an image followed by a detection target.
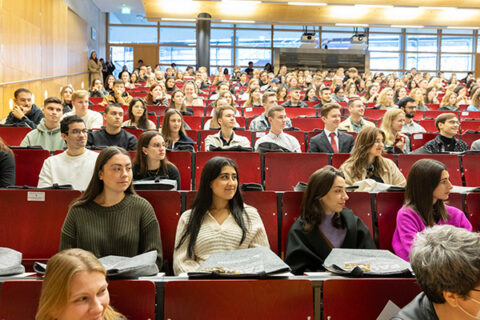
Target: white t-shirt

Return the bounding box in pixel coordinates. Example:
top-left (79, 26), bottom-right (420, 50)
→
top-left (64, 109), bottom-right (103, 129)
top-left (38, 149), bottom-right (99, 190)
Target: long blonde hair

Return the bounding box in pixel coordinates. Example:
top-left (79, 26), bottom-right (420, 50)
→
top-left (381, 108), bottom-right (407, 146)
top-left (377, 88), bottom-right (395, 109)
top-left (342, 127), bottom-right (388, 181)
top-left (36, 249), bottom-right (125, 320)
top-left (440, 91), bottom-right (458, 109)
top-left (409, 88), bottom-right (425, 107)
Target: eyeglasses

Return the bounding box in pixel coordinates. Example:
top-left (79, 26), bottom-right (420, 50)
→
top-left (70, 129), bottom-right (88, 135)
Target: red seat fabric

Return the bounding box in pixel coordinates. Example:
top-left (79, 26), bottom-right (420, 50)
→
top-left (409, 132), bottom-right (438, 150)
top-left (12, 149), bottom-right (51, 186)
top-left (375, 192), bottom-right (405, 251)
top-left (331, 153), bottom-right (351, 168)
top-left (195, 152), bottom-right (261, 189)
top-left (423, 110), bottom-right (458, 120)
top-left (164, 280), bottom-right (313, 320)
top-left (167, 151), bottom-right (192, 190)
top-left (465, 193), bottom-right (480, 231)
top-left (0, 189), bottom-right (81, 269)
top-left (347, 192), bottom-right (374, 238)
top-left (284, 107), bottom-right (317, 118)
top-left (363, 109), bottom-right (386, 121)
top-left (461, 132), bottom-right (480, 148)
top-left (182, 116), bottom-right (203, 130)
top-left (123, 127), bottom-right (144, 139)
top-left (460, 111), bottom-right (480, 121)
top-left (463, 154), bottom-right (480, 187)
top-left (291, 117), bottom-right (324, 131)
top-left (146, 105), bottom-right (166, 116)
top-left (417, 120), bottom-right (437, 133)
top-left (281, 191), bottom-right (303, 257)
top-left (397, 154), bottom-right (462, 186)
top-left (264, 153), bottom-right (329, 191)
top-left (243, 106), bottom-right (264, 118)
top-left (323, 278), bottom-right (421, 320)
top-left (136, 190), bottom-right (181, 274)
top-left (0, 126), bottom-right (31, 146)
top-left (460, 120), bottom-right (480, 133)
top-left (0, 280), bottom-right (156, 320)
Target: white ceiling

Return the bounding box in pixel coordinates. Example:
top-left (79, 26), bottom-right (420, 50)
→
top-left (91, 0), bottom-right (145, 14)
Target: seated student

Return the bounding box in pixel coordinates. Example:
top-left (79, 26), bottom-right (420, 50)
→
top-left (101, 80), bottom-right (133, 106)
top-left (340, 126), bottom-right (406, 186)
top-left (361, 84), bottom-right (379, 104)
top-left (161, 109), bottom-right (195, 151)
top-left (381, 108), bottom-right (410, 154)
top-left (249, 92), bottom-right (293, 131)
top-left (393, 225), bottom-right (480, 320)
top-left (438, 91), bottom-right (459, 111)
top-left (374, 88), bottom-right (397, 110)
top-left (338, 98), bottom-right (375, 134)
top-left (302, 87), bottom-right (320, 103)
top-left (309, 103), bottom-right (355, 153)
top-left (398, 96), bottom-right (426, 134)
top-left (60, 146), bottom-right (163, 268)
top-left (36, 248), bottom-right (125, 320)
top-left (254, 105), bottom-right (301, 153)
top-left (183, 81), bottom-right (204, 107)
top-left (168, 90), bottom-right (193, 116)
top-left (173, 156), bottom-right (269, 275)
top-left (122, 98), bottom-right (156, 130)
top-left (5, 88), bottom-right (44, 128)
top-left (409, 88), bottom-right (428, 111)
top-left (467, 89), bottom-right (480, 111)
top-left (210, 82), bottom-right (235, 101)
top-left (392, 159), bottom-right (472, 261)
top-left (285, 166), bottom-right (376, 275)
top-left (20, 97), bottom-right (66, 151)
top-left (119, 70), bottom-right (134, 89)
top-left (423, 113), bottom-right (468, 153)
top-left (242, 86), bottom-right (263, 108)
top-left (87, 104), bottom-right (138, 151)
top-left (89, 78), bottom-right (108, 98)
top-left (145, 83), bottom-right (169, 106)
top-left (133, 131), bottom-right (180, 189)
top-left (281, 86), bottom-right (308, 108)
top-left (38, 116), bottom-right (98, 190)
top-left (205, 106), bottom-right (251, 151)
top-left (330, 85), bottom-right (348, 103)
top-left (314, 87), bottom-right (333, 109)
top-left (59, 85), bottom-right (74, 113)
top-left (63, 90), bottom-right (103, 130)
top-left (0, 138), bottom-right (15, 188)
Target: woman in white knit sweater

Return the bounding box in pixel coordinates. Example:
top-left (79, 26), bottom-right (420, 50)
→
top-left (173, 157), bottom-right (269, 275)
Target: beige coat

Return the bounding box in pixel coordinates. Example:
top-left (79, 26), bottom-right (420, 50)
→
top-left (88, 59), bottom-right (103, 84)
top-left (340, 157), bottom-right (406, 187)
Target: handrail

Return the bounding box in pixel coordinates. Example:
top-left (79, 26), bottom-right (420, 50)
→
top-left (0, 71), bottom-right (88, 86)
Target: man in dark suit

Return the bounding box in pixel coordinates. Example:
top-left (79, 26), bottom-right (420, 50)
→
top-left (309, 103), bottom-right (355, 153)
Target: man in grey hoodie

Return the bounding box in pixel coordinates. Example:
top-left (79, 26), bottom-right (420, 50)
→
top-left (20, 97), bottom-right (66, 151)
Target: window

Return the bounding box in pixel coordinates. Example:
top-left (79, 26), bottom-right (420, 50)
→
top-left (109, 13), bottom-right (157, 25)
top-left (159, 47), bottom-right (196, 65)
top-left (370, 52), bottom-right (401, 70)
top-left (236, 48), bottom-right (271, 66)
top-left (110, 46), bottom-right (134, 76)
top-left (160, 28), bottom-right (196, 45)
top-left (369, 33), bottom-right (402, 51)
top-left (406, 28), bottom-right (438, 34)
top-left (108, 26), bottom-right (158, 44)
top-left (441, 36), bottom-right (473, 53)
top-left (321, 32), bottom-right (354, 49)
top-left (406, 35), bottom-right (437, 52)
top-left (274, 31), bottom-right (312, 48)
top-left (236, 29), bottom-right (271, 47)
top-left (440, 54), bottom-right (473, 71)
top-left (406, 53), bottom-right (437, 70)
top-left (210, 48), bottom-right (233, 66)
top-left (211, 29), bottom-right (234, 46)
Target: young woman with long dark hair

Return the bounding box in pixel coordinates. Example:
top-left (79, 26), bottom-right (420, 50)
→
top-left (122, 98), bottom-right (156, 130)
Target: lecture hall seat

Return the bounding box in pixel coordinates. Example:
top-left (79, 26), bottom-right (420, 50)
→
top-left (397, 154), bottom-right (462, 186)
top-left (164, 280), bottom-right (313, 320)
top-left (199, 130), bottom-right (253, 151)
top-left (465, 193), bottom-right (480, 232)
top-left (0, 280), bottom-right (156, 320)
top-left (375, 192), bottom-right (405, 251)
top-left (136, 190), bottom-right (181, 275)
top-left (186, 190), bottom-right (279, 254)
top-left (409, 132), bottom-right (438, 150)
top-left (252, 130), bottom-right (307, 152)
top-left (0, 189), bottom-right (81, 269)
top-left (284, 107), bottom-right (317, 118)
top-left (463, 154), bottom-right (480, 187)
top-left (0, 126), bottom-right (31, 146)
top-left (290, 117), bottom-right (324, 131)
top-left (12, 148), bottom-right (51, 186)
top-left (323, 278), bottom-right (421, 320)
top-left (167, 151), bottom-right (192, 190)
top-left (264, 153), bottom-right (329, 191)
top-left (194, 151), bottom-right (261, 189)
top-left (461, 132), bottom-right (480, 148)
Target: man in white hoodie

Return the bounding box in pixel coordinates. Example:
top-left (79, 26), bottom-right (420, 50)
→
top-left (20, 97), bottom-right (66, 151)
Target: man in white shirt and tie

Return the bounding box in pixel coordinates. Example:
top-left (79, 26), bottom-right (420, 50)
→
top-left (254, 105), bottom-right (301, 153)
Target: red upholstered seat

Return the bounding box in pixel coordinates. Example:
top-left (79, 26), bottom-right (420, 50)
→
top-left (12, 149), bottom-right (51, 186)
top-left (397, 154), bottom-right (462, 186)
top-left (167, 151), bottom-right (192, 190)
top-left (375, 192), bottom-right (405, 251)
top-left (463, 154), bottom-right (480, 187)
top-left (284, 107), bottom-right (317, 118)
top-left (291, 117), bottom-right (324, 131)
top-left (0, 126), bottom-right (31, 146)
top-left (164, 280), bottom-right (313, 320)
top-left (323, 278), bottom-right (421, 320)
top-left (409, 132), bottom-right (438, 150)
top-left (465, 193), bottom-right (480, 231)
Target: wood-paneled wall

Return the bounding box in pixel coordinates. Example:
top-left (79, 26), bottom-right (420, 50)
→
top-left (0, 0), bottom-right (89, 119)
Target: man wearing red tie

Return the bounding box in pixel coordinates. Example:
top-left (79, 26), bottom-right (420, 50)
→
top-left (309, 103), bottom-right (355, 153)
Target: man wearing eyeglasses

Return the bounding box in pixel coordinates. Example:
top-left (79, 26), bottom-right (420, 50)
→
top-left (398, 97), bottom-right (426, 134)
top-left (37, 115), bottom-right (98, 190)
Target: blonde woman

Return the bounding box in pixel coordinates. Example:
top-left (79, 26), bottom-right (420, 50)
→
top-left (339, 126), bottom-right (406, 187)
top-left (439, 91), bottom-right (459, 111)
top-left (375, 88), bottom-right (396, 110)
top-left (242, 86), bottom-right (262, 108)
top-left (183, 81), bottom-right (203, 107)
top-left (381, 108), bottom-right (410, 154)
top-left (60, 85), bottom-right (74, 113)
top-left (409, 88), bottom-right (427, 111)
top-left (36, 248), bottom-right (125, 320)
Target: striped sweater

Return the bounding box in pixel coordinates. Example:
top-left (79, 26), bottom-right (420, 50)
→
top-left (60, 193), bottom-right (163, 268)
top-left (173, 205), bottom-right (269, 275)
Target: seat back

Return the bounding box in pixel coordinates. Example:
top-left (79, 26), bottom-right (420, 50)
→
top-left (461, 132), bottom-right (480, 148)
top-left (331, 153), bottom-right (350, 168)
top-left (284, 107), bottom-right (316, 118)
top-left (164, 280), bottom-right (313, 320)
top-left (466, 193), bottom-right (480, 231)
top-left (409, 132), bottom-right (438, 150)
top-left (460, 120), bottom-right (480, 133)
top-left (194, 152), bottom-right (261, 189)
top-left (136, 190), bottom-right (182, 275)
top-left (0, 126), bottom-right (31, 146)
top-left (463, 154), bottom-right (480, 187)
top-left (264, 153), bottom-right (329, 191)
top-left (290, 118), bottom-right (324, 131)
top-left (323, 278), bottom-right (421, 320)
top-left (167, 151), bottom-right (192, 190)
top-left (397, 154), bottom-right (462, 186)
top-left (375, 192), bottom-right (405, 251)
top-left (12, 149), bottom-right (51, 186)
top-left (347, 192), bottom-right (374, 238)
top-left (0, 280), bottom-right (156, 320)
top-left (281, 191), bottom-right (303, 257)
top-left (0, 189), bottom-right (81, 269)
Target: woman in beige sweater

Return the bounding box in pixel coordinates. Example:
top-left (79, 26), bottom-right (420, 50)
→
top-left (340, 126), bottom-right (406, 187)
top-left (173, 156), bottom-right (269, 275)
top-left (88, 51), bottom-right (103, 85)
